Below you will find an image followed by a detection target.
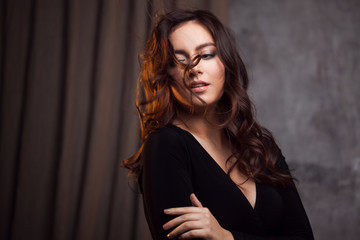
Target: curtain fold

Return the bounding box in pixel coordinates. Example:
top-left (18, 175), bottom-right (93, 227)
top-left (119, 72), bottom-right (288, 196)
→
top-left (0, 0), bottom-right (228, 239)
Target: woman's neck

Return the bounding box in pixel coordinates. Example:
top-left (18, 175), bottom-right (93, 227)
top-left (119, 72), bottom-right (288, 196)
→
top-left (172, 109), bottom-right (227, 146)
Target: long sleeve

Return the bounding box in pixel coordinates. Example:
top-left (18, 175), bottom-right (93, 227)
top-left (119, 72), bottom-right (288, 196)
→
top-left (139, 128), bottom-right (194, 239)
top-left (138, 126), bottom-right (314, 240)
top-left (229, 151), bottom-right (314, 240)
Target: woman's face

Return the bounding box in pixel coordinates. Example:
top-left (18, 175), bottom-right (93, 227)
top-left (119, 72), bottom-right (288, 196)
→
top-left (168, 21), bottom-right (225, 110)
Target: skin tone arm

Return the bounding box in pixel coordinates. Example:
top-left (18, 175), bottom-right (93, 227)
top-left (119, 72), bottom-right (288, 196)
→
top-left (163, 193), bottom-right (234, 240)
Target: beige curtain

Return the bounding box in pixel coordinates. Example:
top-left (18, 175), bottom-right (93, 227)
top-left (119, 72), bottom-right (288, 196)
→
top-left (0, 0), bottom-right (228, 239)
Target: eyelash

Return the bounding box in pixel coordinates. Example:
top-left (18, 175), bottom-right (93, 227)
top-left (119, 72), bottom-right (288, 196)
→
top-left (201, 53), bottom-right (215, 60)
top-left (177, 53), bottom-right (215, 63)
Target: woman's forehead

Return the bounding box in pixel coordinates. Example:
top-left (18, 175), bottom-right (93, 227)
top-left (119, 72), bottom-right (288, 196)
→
top-left (169, 21), bottom-right (215, 52)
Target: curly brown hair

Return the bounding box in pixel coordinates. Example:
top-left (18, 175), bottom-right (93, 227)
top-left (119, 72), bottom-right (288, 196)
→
top-left (122, 9), bottom-right (295, 188)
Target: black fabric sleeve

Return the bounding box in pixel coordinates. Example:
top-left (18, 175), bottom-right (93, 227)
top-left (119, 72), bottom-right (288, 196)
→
top-left (140, 128), bottom-right (195, 240)
top-left (229, 151), bottom-right (314, 240)
top-left (140, 129), bottom-right (314, 240)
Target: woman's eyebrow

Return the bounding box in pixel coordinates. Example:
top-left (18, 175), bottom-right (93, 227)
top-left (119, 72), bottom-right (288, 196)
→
top-left (195, 42), bottom-right (215, 51)
top-left (173, 42), bottom-right (215, 56)
top-left (173, 49), bottom-right (188, 56)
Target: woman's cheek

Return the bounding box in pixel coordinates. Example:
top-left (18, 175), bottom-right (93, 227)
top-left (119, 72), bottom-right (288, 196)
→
top-left (168, 67), bottom-right (183, 82)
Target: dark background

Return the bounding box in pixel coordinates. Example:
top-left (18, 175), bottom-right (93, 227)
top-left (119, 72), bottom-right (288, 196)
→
top-left (1, 0), bottom-right (359, 239)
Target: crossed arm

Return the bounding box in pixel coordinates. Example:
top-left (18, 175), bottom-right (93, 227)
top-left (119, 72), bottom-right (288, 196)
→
top-left (140, 129), bottom-right (314, 240)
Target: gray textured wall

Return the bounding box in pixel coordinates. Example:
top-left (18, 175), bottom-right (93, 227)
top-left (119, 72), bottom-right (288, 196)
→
top-left (229, 1), bottom-right (360, 239)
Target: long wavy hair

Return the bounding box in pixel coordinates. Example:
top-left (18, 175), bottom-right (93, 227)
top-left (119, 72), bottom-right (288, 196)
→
top-left (122, 9), bottom-right (295, 187)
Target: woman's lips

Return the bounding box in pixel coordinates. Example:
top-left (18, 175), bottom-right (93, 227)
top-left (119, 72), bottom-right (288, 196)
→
top-left (190, 81), bottom-right (209, 93)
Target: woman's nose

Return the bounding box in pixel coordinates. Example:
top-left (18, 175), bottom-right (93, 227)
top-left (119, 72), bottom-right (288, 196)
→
top-left (189, 59), bottom-right (203, 76)
top-left (189, 66), bottom-right (202, 78)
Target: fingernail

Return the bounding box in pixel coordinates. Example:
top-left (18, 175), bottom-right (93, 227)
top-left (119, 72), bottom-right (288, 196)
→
top-left (162, 224), bottom-right (167, 230)
top-left (167, 233), bottom-right (171, 239)
top-left (164, 209), bottom-right (170, 213)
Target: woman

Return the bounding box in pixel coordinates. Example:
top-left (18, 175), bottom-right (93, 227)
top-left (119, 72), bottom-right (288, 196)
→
top-left (123, 9), bottom-right (314, 240)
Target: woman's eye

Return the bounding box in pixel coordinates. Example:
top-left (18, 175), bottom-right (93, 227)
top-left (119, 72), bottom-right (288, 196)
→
top-left (177, 58), bottom-right (186, 63)
top-left (201, 53), bottom-right (215, 60)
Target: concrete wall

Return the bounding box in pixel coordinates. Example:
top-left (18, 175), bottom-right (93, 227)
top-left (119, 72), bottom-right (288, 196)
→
top-left (229, 1), bottom-right (360, 239)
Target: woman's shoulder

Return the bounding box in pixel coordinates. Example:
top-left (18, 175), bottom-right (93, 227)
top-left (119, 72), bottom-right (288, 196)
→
top-left (147, 124), bottom-right (187, 140)
top-left (143, 124), bottom-right (189, 151)
top-left (274, 148), bottom-right (290, 171)
top-left (140, 125), bottom-right (192, 175)
top-left (151, 124), bottom-right (185, 136)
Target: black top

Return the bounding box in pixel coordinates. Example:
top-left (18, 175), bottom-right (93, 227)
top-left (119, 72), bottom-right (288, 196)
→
top-left (139, 125), bottom-right (314, 240)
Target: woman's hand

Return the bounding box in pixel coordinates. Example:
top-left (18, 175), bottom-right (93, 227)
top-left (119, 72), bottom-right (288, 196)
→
top-left (163, 193), bottom-right (234, 240)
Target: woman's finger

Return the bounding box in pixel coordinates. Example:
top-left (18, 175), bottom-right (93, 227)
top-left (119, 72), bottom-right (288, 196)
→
top-left (164, 206), bottom-right (203, 215)
top-left (167, 221), bottom-right (203, 239)
top-left (163, 213), bottom-right (202, 230)
top-left (190, 193), bottom-right (203, 207)
top-left (178, 229), bottom-right (206, 239)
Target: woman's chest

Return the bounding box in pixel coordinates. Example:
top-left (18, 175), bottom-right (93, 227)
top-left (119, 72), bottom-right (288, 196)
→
top-left (188, 149), bottom-right (285, 234)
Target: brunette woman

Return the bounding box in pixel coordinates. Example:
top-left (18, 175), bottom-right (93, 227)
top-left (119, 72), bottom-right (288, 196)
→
top-left (123, 9), bottom-right (314, 240)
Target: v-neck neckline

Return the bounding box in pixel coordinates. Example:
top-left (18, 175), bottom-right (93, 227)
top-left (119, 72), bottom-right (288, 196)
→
top-left (168, 124), bottom-right (258, 211)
